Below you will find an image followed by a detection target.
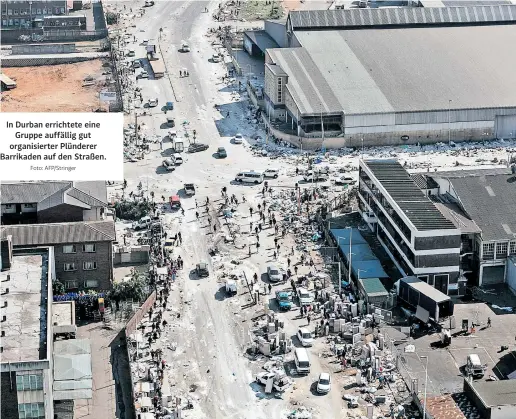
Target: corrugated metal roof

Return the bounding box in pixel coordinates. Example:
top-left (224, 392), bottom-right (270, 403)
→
top-left (401, 276), bottom-right (451, 303)
top-left (267, 48), bottom-right (342, 114)
top-left (293, 25), bottom-right (516, 114)
top-left (365, 160), bottom-right (457, 231)
top-left (288, 5), bottom-right (516, 30)
top-left (244, 30), bottom-right (279, 53)
top-left (0, 221), bottom-right (116, 245)
top-left (1, 182), bottom-right (70, 204)
top-left (447, 172), bottom-right (516, 241)
top-left (411, 173), bottom-right (439, 190)
top-left (359, 277), bottom-right (389, 297)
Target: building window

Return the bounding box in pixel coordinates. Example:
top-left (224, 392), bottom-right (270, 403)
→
top-left (4, 204), bottom-right (13, 209)
top-left (63, 245), bottom-right (77, 254)
top-left (65, 280), bottom-right (79, 289)
top-left (18, 402), bottom-right (45, 418)
top-left (417, 275), bottom-right (429, 283)
top-left (510, 241), bottom-right (516, 256)
top-left (83, 261), bottom-right (97, 270)
top-left (482, 242), bottom-right (495, 260)
top-left (83, 244), bottom-right (96, 253)
top-left (84, 279), bottom-right (99, 288)
top-left (496, 242), bottom-right (508, 259)
top-left (64, 263), bottom-right (77, 272)
top-left (23, 203), bottom-right (36, 208)
top-left (16, 374), bottom-right (43, 391)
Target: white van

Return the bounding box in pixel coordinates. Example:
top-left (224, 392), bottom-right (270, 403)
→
top-left (294, 348), bottom-right (311, 374)
top-left (235, 171), bottom-right (264, 184)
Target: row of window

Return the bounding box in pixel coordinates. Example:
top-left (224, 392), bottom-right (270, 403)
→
top-left (2, 7), bottom-right (64, 16)
top-left (63, 244), bottom-right (96, 253)
top-left (64, 261), bottom-right (97, 271)
top-left (482, 241), bottom-right (516, 260)
top-left (18, 403), bottom-right (45, 419)
top-left (65, 279), bottom-right (99, 289)
top-left (2, 203), bottom-right (35, 209)
top-left (16, 374), bottom-right (43, 391)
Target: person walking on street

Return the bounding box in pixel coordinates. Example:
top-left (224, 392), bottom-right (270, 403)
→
top-left (195, 200), bottom-right (198, 208)
top-left (273, 251), bottom-right (277, 259)
top-left (268, 283), bottom-right (272, 294)
top-left (249, 207), bottom-right (253, 217)
top-left (249, 246), bottom-right (252, 257)
top-left (307, 314), bottom-right (311, 325)
top-left (195, 211), bottom-right (199, 220)
top-left (487, 317), bottom-right (492, 327)
top-left (287, 257), bottom-right (291, 267)
top-left (178, 232), bottom-right (182, 244)
top-left (294, 266), bottom-right (298, 276)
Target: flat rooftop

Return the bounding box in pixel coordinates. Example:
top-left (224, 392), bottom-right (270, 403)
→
top-left (468, 379), bottom-right (516, 408)
top-left (273, 24), bottom-right (516, 115)
top-left (364, 160), bottom-right (457, 231)
top-left (0, 252), bottom-right (49, 363)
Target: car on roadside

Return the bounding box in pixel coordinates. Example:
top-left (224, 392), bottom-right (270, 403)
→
top-left (188, 143), bottom-right (209, 153)
top-left (232, 133), bottom-right (244, 144)
top-left (303, 171), bottom-right (329, 182)
top-left (181, 42), bottom-right (190, 52)
top-left (172, 153), bottom-right (183, 165)
top-left (297, 328), bottom-right (314, 347)
top-left (267, 265), bottom-right (281, 283)
top-left (162, 158), bottom-right (175, 171)
top-left (316, 373), bottom-right (331, 394)
top-left (212, 53), bottom-right (221, 62)
top-left (297, 287), bottom-right (314, 305)
top-left (132, 59), bottom-right (141, 68)
top-left (263, 168), bottom-right (279, 179)
top-left (139, 70), bottom-right (149, 79)
top-left (148, 98), bottom-right (158, 107)
top-left (196, 262), bottom-right (209, 277)
top-left (163, 239), bottom-right (175, 253)
top-left (255, 371), bottom-right (291, 392)
top-left (335, 175), bottom-right (356, 186)
top-left (217, 147), bottom-right (227, 158)
top-left (276, 290), bottom-right (293, 311)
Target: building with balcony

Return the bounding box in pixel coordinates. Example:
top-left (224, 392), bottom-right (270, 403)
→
top-left (358, 160), bottom-right (463, 295)
top-left (1, 181), bottom-right (109, 225)
top-left (0, 221), bottom-right (116, 291)
top-left (260, 6), bottom-right (516, 149)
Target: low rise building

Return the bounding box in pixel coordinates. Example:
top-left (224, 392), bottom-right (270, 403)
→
top-left (0, 247), bottom-right (55, 419)
top-left (358, 159), bottom-right (463, 295)
top-left (1, 181), bottom-right (109, 225)
top-left (1, 0), bottom-right (67, 28)
top-left (0, 221), bottom-right (116, 290)
top-left (464, 379), bottom-right (516, 419)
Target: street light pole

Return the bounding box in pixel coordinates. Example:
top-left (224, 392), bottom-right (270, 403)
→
top-left (348, 227), bottom-right (352, 290)
top-left (421, 355), bottom-right (429, 419)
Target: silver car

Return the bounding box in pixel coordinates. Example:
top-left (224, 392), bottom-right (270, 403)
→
top-left (267, 265), bottom-right (281, 283)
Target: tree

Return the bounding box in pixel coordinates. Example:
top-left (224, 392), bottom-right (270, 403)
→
top-left (105, 11), bottom-right (119, 25)
top-left (53, 280), bottom-right (65, 296)
top-left (110, 271), bottom-right (147, 302)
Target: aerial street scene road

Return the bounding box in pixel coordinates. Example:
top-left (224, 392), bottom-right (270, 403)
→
top-left (1, 1), bottom-right (516, 419)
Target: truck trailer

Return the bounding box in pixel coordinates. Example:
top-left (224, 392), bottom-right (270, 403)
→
top-left (397, 276), bottom-right (453, 323)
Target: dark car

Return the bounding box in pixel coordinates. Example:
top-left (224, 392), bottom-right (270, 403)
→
top-left (217, 147), bottom-right (227, 158)
top-left (196, 262), bottom-right (209, 277)
top-left (188, 143), bottom-right (209, 153)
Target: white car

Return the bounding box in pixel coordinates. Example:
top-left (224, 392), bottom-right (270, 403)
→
top-left (264, 169), bottom-right (279, 179)
top-left (297, 287), bottom-right (314, 305)
top-left (316, 373), bottom-right (331, 394)
top-left (303, 171), bottom-right (329, 182)
top-left (212, 53), bottom-right (221, 62)
top-left (233, 133), bottom-right (243, 144)
top-left (335, 176), bottom-right (356, 186)
top-left (172, 153), bottom-right (183, 165)
top-left (255, 371), bottom-right (291, 392)
top-left (139, 70), bottom-right (149, 79)
top-left (267, 265), bottom-right (281, 283)
top-left (148, 98), bottom-right (158, 107)
top-left (297, 328), bottom-right (314, 347)
top-left (162, 158), bottom-right (175, 171)
top-left (181, 42), bottom-right (190, 52)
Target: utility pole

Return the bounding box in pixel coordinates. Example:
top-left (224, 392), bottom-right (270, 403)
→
top-left (448, 99), bottom-right (452, 146)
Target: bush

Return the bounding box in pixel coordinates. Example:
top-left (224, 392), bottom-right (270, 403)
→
top-left (53, 280), bottom-right (66, 296)
top-left (115, 199), bottom-right (152, 221)
top-left (110, 272), bottom-right (148, 302)
top-left (105, 11), bottom-right (118, 25)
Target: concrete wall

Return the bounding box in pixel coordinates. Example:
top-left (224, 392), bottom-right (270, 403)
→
top-left (113, 247), bottom-right (149, 265)
top-left (37, 204), bottom-right (84, 224)
top-left (264, 20), bottom-right (287, 48)
top-left (11, 43), bottom-right (76, 55)
top-left (414, 235), bottom-right (461, 251)
top-left (1, 53), bottom-right (108, 67)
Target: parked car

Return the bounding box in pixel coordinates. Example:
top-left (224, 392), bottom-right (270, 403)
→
top-left (276, 290), bottom-right (293, 311)
top-left (316, 373), bottom-right (331, 394)
top-left (162, 158), bottom-right (175, 171)
top-left (255, 371), bottom-right (291, 392)
top-left (188, 143), bottom-right (209, 153)
top-left (172, 153), bottom-right (183, 165)
top-left (196, 262), bottom-right (209, 277)
top-left (132, 59), bottom-right (141, 68)
top-left (212, 53), bottom-right (221, 62)
top-left (233, 133), bottom-right (243, 144)
top-left (133, 216), bottom-right (152, 231)
top-left (139, 70), bottom-right (149, 78)
top-left (184, 183), bottom-right (195, 196)
top-left (165, 101), bottom-right (174, 110)
top-left (297, 287), bottom-right (314, 305)
top-left (127, 49), bottom-right (136, 57)
top-left (217, 147), bottom-right (227, 158)
top-left (181, 42), bottom-right (190, 52)
top-left (267, 265), bottom-right (281, 283)
top-left (264, 168), bottom-right (279, 178)
top-left (297, 328), bottom-right (314, 347)
top-left (303, 171), bottom-right (329, 182)
top-left (148, 98), bottom-right (158, 107)
top-left (163, 239), bottom-right (175, 253)
top-left (335, 176), bottom-right (356, 186)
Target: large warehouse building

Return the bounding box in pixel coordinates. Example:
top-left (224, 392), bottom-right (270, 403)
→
top-left (260, 5), bottom-right (516, 148)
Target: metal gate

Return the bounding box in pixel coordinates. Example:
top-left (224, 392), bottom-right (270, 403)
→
top-left (495, 114), bottom-right (516, 139)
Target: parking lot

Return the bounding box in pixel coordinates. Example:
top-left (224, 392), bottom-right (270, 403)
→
top-left (386, 302), bottom-right (516, 396)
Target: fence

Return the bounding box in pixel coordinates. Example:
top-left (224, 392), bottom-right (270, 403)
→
top-left (0, 28), bottom-right (108, 43)
top-left (113, 245), bottom-right (150, 265)
top-left (125, 290), bottom-right (157, 336)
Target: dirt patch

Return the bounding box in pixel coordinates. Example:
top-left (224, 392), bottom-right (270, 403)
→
top-left (1, 60), bottom-right (109, 112)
